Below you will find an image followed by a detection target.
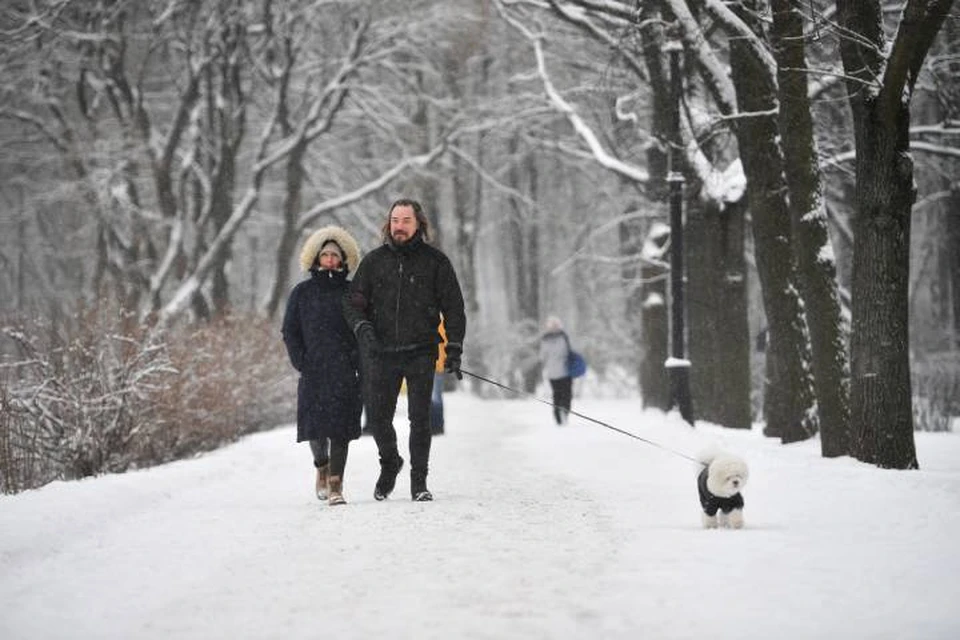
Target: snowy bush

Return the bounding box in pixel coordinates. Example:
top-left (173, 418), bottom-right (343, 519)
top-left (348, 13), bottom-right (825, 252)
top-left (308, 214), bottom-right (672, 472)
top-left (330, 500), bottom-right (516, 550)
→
top-left (147, 315), bottom-right (295, 462)
top-left (0, 309), bottom-right (294, 493)
top-left (0, 309), bottom-right (176, 489)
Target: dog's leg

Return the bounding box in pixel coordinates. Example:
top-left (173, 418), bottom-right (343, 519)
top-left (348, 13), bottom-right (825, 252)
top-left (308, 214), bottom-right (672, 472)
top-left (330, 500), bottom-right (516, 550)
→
top-left (727, 509), bottom-right (744, 529)
top-left (702, 512), bottom-right (718, 529)
top-left (717, 511), bottom-right (729, 528)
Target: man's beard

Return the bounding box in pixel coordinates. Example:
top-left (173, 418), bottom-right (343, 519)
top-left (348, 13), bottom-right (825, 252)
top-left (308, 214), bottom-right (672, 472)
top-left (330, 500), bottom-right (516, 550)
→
top-left (392, 230), bottom-right (410, 243)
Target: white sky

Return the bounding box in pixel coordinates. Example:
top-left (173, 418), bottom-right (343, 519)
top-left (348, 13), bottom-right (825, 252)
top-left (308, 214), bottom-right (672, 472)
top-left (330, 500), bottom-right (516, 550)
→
top-left (2, 389), bottom-right (959, 639)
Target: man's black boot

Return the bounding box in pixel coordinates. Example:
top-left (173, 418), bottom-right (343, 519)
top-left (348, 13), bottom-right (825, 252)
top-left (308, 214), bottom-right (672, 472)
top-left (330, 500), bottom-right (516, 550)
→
top-left (411, 472), bottom-right (433, 502)
top-left (374, 455), bottom-right (404, 501)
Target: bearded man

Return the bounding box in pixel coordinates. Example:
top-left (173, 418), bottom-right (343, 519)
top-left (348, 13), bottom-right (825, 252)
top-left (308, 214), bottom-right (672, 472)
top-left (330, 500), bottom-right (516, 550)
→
top-left (343, 199), bottom-right (466, 502)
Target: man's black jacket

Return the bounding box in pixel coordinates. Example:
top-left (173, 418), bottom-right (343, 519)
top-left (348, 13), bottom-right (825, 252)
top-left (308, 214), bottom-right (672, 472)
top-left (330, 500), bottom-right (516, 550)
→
top-left (343, 234), bottom-right (466, 355)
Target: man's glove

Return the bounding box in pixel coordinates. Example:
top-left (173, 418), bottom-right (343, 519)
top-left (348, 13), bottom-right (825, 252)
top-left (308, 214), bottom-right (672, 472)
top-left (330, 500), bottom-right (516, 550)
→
top-left (444, 343), bottom-right (463, 380)
top-left (356, 322), bottom-right (380, 357)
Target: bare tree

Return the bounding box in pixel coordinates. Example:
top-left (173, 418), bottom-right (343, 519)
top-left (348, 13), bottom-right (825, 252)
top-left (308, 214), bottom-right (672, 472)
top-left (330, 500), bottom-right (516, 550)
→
top-left (771, 0), bottom-right (851, 455)
top-left (709, 0), bottom-right (818, 442)
top-left (836, 0), bottom-right (954, 468)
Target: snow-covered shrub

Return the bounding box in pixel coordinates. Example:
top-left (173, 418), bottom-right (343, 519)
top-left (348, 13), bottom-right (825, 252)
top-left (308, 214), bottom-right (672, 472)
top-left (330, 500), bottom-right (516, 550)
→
top-left (0, 386), bottom-right (44, 493)
top-left (0, 307), bottom-right (176, 490)
top-left (0, 309), bottom-right (293, 493)
top-left (148, 314), bottom-right (295, 462)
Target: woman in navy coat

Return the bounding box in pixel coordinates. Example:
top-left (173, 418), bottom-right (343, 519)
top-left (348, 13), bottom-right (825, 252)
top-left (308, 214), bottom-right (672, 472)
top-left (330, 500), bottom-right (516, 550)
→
top-left (282, 226), bottom-right (362, 505)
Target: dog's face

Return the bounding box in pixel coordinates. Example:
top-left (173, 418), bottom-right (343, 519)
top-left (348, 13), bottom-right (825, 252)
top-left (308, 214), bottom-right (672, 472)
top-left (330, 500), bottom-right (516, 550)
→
top-left (706, 456), bottom-right (749, 498)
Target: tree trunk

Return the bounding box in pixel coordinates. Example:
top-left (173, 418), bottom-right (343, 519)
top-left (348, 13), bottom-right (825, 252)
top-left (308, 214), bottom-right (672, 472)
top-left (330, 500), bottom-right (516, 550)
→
top-left (847, 111), bottom-right (917, 467)
top-left (636, 7), bottom-right (671, 409)
top-left (452, 152), bottom-right (480, 332)
top-left (206, 28), bottom-right (246, 318)
top-left (728, 4), bottom-right (817, 443)
top-left (506, 136), bottom-right (541, 393)
top-left (410, 69), bottom-right (442, 248)
top-left (264, 142), bottom-right (306, 319)
top-left (771, 0), bottom-right (851, 456)
top-left (688, 196), bottom-right (751, 428)
top-left (522, 152), bottom-right (542, 393)
top-left (948, 189), bottom-right (960, 347)
top-left (834, 0), bottom-right (953, 468)
top-left (639, 225), bottom-right (670, 410)
top-left (619, 205), bottom-right (651, 402)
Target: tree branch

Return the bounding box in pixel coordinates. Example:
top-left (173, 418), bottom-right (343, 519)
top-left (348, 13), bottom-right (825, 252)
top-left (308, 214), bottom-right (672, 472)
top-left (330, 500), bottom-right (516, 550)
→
top-left (495, 0), bottom-right (649, 184)
top-left (881, 0), bottom-right (955, 120)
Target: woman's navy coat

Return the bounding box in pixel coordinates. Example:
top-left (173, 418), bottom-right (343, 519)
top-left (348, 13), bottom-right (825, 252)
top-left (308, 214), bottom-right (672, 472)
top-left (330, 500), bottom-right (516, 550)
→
top-left (282, 268), bottom-right (362, 443)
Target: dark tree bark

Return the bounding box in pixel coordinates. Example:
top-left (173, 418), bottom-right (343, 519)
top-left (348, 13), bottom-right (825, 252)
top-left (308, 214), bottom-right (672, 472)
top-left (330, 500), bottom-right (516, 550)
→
top-left (639, 225), bottom-right (670, 411)
top-left (688, 196), bottom-right (751, 428)
top-left (836, 0), bottom-right (953, 468)
top-left (635, 5), bottom-right (677, 412)
top-left (728, 1), bottom-right (817, 443)
top-left (668, 11), bottom-right (753, 430)
top-left (408, 68), bottom-right (442, 247)
top-left (205, 21), bottom-right (247, 318)
top-left (507, 135), bottom-right (542, 393)
top-left (264, 36), bottom-right (303, 320)
top-left (770, 0), bottom-right (851, 456)
top-left (263, 141), bottom-right (305, 319)
top-left (948, 189), bottom-right (960, 347)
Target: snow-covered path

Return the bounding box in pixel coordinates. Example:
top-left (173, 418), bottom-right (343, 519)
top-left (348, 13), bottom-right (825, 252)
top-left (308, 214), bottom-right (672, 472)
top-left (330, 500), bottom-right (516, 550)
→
top-left (2, 392), bottom-right (959, 639)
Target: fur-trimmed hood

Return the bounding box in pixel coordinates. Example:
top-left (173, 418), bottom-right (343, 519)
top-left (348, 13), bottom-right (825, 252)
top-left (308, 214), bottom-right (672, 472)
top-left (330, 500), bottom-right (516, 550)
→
top-left (299, 225), bottom-right (361, 273)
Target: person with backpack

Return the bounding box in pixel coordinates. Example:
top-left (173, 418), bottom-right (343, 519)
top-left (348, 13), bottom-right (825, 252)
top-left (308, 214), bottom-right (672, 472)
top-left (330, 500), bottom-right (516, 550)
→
top-left (539, 316), bottom-right (575, 425)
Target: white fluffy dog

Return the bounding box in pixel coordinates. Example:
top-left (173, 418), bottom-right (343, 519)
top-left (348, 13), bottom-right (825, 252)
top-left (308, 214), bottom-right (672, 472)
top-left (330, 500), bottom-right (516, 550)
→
top-left (696, 450), bottom-right (749, 529)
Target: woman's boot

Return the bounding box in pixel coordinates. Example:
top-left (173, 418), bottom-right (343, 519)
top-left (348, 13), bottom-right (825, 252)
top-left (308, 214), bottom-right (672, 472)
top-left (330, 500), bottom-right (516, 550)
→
top-left (315, 463), bottom-right (329, 501)
top-left (328, 475), bottom-right (346, 506)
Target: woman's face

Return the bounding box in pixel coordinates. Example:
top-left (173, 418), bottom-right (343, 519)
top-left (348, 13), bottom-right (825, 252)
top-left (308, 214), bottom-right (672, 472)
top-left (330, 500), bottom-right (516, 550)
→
top-left (318, 248), bottom-right (342, 270)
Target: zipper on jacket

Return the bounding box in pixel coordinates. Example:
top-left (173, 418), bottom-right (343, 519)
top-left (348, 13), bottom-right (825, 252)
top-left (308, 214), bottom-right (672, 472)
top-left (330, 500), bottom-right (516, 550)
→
top-left (395, 258), bottom-right (403, 343)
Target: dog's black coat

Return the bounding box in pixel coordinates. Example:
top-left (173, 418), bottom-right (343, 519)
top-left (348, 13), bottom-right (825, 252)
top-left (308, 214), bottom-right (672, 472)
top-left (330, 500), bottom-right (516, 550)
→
top-left (697, 466), bottom-right (745, 516)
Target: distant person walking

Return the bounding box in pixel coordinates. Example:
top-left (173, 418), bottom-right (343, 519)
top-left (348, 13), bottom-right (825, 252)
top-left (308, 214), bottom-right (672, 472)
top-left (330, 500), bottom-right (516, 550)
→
top-left (282, 226), bottom-right (363, 506)
top-left (539, 316), bottom-right (573, 425)
top-left (344, 199), bottom-right (466, 502)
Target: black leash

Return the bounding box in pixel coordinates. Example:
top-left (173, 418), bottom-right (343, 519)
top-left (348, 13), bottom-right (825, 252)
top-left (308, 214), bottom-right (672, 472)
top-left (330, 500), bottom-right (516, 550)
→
top-left (460, 368), bottom-right (703, 465)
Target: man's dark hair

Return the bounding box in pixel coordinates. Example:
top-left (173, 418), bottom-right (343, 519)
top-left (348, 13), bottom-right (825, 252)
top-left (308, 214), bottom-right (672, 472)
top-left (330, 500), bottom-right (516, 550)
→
top-left (381, 198), bottom-right (431, 243)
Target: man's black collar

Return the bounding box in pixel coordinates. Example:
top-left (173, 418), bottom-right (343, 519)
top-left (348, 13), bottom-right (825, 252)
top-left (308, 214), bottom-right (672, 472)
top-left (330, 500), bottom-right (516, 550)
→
top-left (388, 230), bottom-right (425, 254)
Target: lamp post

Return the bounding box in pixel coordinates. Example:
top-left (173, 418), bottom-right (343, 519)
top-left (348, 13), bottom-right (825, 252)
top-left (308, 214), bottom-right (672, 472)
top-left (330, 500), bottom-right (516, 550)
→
top-left (664, 40), bottom-right (694, 426)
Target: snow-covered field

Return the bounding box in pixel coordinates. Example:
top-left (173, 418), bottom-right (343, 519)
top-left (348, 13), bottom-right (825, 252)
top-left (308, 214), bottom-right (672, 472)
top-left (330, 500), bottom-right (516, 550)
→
top-left (2, 391), bottom-right (959, 639)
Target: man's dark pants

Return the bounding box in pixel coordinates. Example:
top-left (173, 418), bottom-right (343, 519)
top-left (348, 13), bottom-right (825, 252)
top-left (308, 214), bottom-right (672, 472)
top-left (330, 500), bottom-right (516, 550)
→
top-left (364, 349), bottom-right (436, 485)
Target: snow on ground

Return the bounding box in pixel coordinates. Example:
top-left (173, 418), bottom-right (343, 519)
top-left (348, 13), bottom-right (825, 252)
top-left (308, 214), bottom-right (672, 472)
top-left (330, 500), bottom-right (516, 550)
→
top-left (2, 390), bottom-right (959, 639)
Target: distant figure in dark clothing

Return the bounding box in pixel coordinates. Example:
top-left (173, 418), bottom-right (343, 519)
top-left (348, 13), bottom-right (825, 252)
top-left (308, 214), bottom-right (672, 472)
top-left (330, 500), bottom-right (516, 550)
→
top-left (282, 226), bottom-right (363, 506)
top-left (539, 316), bottom-right (572, 425)
top-left (343, 199), bottom-right (466, 502)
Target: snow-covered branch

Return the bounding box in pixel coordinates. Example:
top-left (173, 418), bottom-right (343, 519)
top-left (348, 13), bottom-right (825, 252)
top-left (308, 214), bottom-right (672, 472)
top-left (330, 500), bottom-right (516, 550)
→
top-left (656, 0), bottom-right (736, 115)
top-left (545, 0), bottom-right (647, 81)
top-left (295, 143), bottom-right (449, 232)
top-left (495, 0), bottom-right (648, 184)
top-left (883, 0), bottom-right (955, 117)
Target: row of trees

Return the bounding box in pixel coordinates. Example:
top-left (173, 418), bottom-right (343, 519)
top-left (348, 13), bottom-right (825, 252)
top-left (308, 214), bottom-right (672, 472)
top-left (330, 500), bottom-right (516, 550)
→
top-left (1, 0), bottom-right (958, 481)
top-left (499, 0), bottom-right (958, 468)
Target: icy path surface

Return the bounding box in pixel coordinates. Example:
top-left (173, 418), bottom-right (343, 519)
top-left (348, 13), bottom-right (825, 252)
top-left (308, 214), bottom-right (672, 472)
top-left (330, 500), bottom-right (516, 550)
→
top-left (2, 392), bottom-right (959, 639)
